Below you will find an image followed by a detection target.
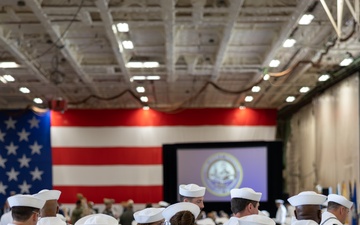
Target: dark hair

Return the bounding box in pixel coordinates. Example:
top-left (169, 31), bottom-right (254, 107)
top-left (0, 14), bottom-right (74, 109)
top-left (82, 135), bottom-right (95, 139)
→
top-left (12, 206), bottom-right (38, 221)
top-left (170, 210), bottom-right (195, 225)
top-left (231, 198), bottom-right (257, 214)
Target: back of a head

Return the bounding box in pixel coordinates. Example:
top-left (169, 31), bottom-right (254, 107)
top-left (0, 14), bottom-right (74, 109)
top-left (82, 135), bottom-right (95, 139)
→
top-left (170, 211), bottom-right (196, 225)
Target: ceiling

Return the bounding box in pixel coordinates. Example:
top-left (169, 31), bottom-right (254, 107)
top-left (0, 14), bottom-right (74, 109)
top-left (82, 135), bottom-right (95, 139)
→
top-left (0, 0), bottom-right (359, 112)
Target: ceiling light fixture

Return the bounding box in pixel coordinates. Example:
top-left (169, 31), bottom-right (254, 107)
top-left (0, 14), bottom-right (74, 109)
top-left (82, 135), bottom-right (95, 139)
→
top-left (286, 96), bottom-right (296, 102)
top-left (136, 86), bottom-right (145, 93)
top-left (283, 39), bottom-right (296, 48)
top-left (251, 86), bottom-right (261, 92)
top-left (239, 105), bottom-right (246, 110)
top-left (130, 75), bottom-right (161, 82)
top-left (111, 24), bottom-right (117, 34)
top-left (143, 106), bottom-right (150, 110)
top-left (122, 40), bottom-right (134, 49)
top-left (263, 74), bottom-right (270, 80)
top-left (245, 96), bottom-right (253, 102)
top-left (3, 74), bottom-right (15, 82)
top-left (140, 96), bottom-right (148, 102)
top-left (269, 60), bottom-right (280, 68)
top-left (0, 76), bottom-right (7, 83)
top-left (33, 98), bottom-right (43, 104)
top-left (298, 14), bottom-right (314, 25)
top-left (318, 74), bottom-right (330, 82)
top-left (0, 62), bottom-right (19, 68)
top-left (339, 53), bottom-right (354, 66)
top-left (19, 87), bottom-right (30, 93)
top-left (126, 62), bottom-right (159, 68)
top-left (116, 23), bottom-right (129, 32)
top-left (299, 87), bottom-right (310, 93)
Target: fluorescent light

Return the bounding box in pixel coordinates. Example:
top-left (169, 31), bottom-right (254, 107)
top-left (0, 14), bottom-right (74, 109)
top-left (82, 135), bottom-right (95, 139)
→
top-left (19, 87), bottom-right (30, 93)
top-left (286, 96), bottom-right (296, 102)
top-left (33, 98), bottom-right (43, 104)
top-left (339, 57), bottom-right (353, 66)
top-left (283, 39), bottom-right (296, 48)
top-left (269, 59), bottom-right (280, 67)
top-left (318, 74), bottom-right (330, 82)
top-left (0, 62), bottom-right (19, 68)
top-left (126, 62), bottom-right (143, 68)
top-left (299, 14), bottom-right (314, 25)
top-left (130, 76), bottom-right (161, 81)
top-left (146, 76), bottom-right (160, 80)
top-left (140, 96), bottom-right (148, 102)
top-left (143, 106), bottom-right (150, 110)
top-left (116, 23), bottom-right (129, 32)
top-left (136, 86), bottom-right (145, 93)
top-left (122, 40), bottom-right (134, 49)
top-left (239, 105), bottom-right (246, 110)
top-left (143, 62), bottom-right (159, 68)
top-left (3, 74), bottom-right (15, 82)
top-left (251, 86), bottom-right (261, 92)
top-left (245, 96), bottom-right (253, 102)
top-left (299, 87), bottom-right (310, 93)
top-left (126, 62), bottom-right (159, 68)
top-left (263, 74), bottom-right (270, 80)
top-left (0, 76), bottom-right (7, 83)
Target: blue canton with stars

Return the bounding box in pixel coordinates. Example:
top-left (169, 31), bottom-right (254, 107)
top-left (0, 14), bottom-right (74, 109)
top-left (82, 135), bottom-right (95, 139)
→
top-left (0, 110), bottom-right (52, 206)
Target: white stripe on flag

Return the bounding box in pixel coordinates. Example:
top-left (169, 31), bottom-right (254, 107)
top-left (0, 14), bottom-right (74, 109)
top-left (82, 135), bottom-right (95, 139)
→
top-left (51, 126), bottom-right (276, 147)
top-left (52, 165), bottom-right (162, 186)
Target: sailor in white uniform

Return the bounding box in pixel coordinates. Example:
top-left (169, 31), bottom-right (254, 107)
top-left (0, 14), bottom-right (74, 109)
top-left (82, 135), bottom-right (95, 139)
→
top-left (7, 194), bottom-right (45, 225)
top-left (274, 200), bottom-right (287, 225)
top-left (287, 191), bottom-right (327, 225)
top-left (179, 184), bottom-right (206, 210)
top-left (34, 189), bottom-right (66, 225)
top-left (320, 194), bottom-right (352, 225)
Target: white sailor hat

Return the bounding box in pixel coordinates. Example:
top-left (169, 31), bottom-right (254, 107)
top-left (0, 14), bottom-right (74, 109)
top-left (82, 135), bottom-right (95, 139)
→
top-left (288, 191), bottom-right (327, 206)
top-left (230, 188), bottom-right (262, 201)
top-left (179, 184), bottom-right (206, 197)
top-left (275, 199), bottom-right (284, 204)
top-left (134, 208), bottom-right (165, 223)
top-left (34, 189), bottom-right (61, 201)
top-left (8, 194), bottom-right (45, 209)
top-left (159, 201), bottom-right (170, 207)
top-left (238, 215), bottom-right (276, 225)
top-left (327, 194), bottom-right (353, 209)
top-left (75, 214), bottom-right (118, 225)
top-left (162, 202), bottom-right (200, 221)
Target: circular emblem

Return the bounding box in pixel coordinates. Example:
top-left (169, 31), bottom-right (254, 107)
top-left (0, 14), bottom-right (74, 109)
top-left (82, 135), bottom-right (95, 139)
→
top-left (201, 152), bottom-right (243, 196)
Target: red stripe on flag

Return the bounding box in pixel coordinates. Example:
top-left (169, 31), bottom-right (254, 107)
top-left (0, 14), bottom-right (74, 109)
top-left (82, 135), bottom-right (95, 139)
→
top-left (51, 108), bottom-right (277, 127)
top-left (55, 186), bottom-right (163, 204)
top-left (52, 147), bottom-right (162, 165)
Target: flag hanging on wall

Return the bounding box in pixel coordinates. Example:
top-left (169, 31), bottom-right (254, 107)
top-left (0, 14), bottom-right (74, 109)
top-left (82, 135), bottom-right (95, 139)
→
top-left (352, 180), bottom-right (358, 225)
top-left (0, 108), bottom-right (277, 205)
top-left (0, 110), bottom-right (52, 206)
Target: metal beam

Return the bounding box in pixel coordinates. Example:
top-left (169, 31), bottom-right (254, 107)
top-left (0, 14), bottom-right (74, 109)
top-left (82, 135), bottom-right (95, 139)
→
top-left (211, 0), bottom-right (245, 81)
top-left (95, 0), bottom-right (131, 83)
top-left (24, 0), bottom-right (100, 95)
top-left (161, 0), bottom-right (176, 82)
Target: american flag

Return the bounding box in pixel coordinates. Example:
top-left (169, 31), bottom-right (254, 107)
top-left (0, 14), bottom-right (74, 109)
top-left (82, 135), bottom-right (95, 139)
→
top-left (0, 110), bottom-right (52, 206)
top-left (1, 108), bottom-right (277, 205)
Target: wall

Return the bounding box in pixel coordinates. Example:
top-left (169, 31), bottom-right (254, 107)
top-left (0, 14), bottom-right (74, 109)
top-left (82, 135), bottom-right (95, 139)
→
top-left (285, 74), bottom-right (360, 195)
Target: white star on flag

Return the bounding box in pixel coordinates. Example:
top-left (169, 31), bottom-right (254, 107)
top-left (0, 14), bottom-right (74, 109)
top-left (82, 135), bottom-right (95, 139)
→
top-left (30, 167), bottom-right (44, 181)
top-left (0, 129), bottom-right (5, 142)
top-left (0, 156), bottom-right (7, 168)
top-left (0, 182), bottom-right (7, 195)
top-left (4, 117), bottom-right (16, 129)
top-left (18, 180), bottom-right (31, 193)
top-left (18, 154), bottom-right (31, 168)
top-left (18, 128), bottom-right (30, 142)
top-left (29, 141), bottom-right (42, 155)
top-left (7, 167), bottom-right (20, 181)
top-left (6, 142), bottom-right (18, 155)
top-left (28, 117), bottom-right (40, 129)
